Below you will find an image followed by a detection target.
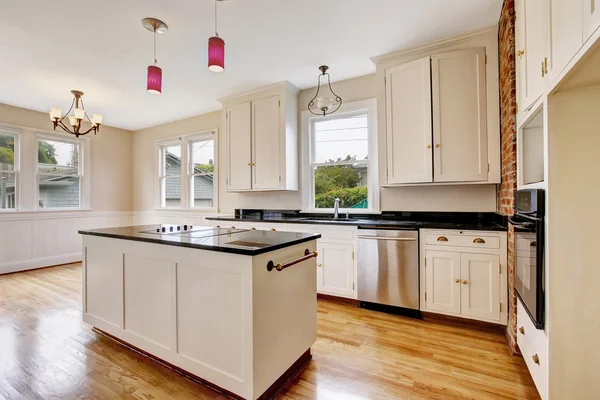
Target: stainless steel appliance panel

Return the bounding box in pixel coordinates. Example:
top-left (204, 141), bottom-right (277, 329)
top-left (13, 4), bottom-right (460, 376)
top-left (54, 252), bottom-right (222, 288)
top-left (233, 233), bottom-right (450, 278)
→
top-left (357, 229), bottom-right (419, 309)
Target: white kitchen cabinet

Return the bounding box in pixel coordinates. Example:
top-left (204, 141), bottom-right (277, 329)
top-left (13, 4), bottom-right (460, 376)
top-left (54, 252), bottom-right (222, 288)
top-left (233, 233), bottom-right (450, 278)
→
top-left (421, 229), bottom-right (507, 324)
top-left (459, 253), bottom-right (501, 322)
top-left (385, 56), bottom-right (433, 184)
top-left (431, 48), bottom-right (488, 182)
top-left (584, 0), bottom-right (600, 41)
top-left (424, 250), bottom-right (461, 315)
top-left (221, 81), bottom-right (299, 192)
top-left (547, 0), bottom-right (583, 85)
top-left (317, 241), bottom-right (355, 298)
top-left (516, 0), bottom-right (546, 113)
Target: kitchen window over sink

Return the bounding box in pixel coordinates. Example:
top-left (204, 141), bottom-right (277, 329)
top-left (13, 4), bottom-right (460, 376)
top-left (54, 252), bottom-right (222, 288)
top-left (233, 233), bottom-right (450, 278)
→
top-left (302, 99), bottom-right (379, 213)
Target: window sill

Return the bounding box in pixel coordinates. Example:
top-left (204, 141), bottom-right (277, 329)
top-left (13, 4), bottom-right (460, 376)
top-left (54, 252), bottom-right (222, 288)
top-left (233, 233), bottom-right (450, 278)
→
top-left (0, 208), bottom-right (91, 213)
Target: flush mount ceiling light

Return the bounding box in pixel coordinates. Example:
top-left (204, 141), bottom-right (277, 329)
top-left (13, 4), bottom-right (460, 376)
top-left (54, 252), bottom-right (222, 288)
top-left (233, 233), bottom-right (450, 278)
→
top-left (142, 17), bottom-right (168, 94)
top-left (49, 90), bottom-right (103, 138)
top-left (308, 65), bottom-right (343, 117)
top-left (208, 0), bottom-right (225, 72)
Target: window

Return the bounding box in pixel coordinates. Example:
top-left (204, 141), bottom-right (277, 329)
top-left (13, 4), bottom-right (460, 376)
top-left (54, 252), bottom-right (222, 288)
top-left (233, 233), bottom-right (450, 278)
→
top-left (157, 130), bottom-right (217, 210)
top-left (0, 130), bottom-right (18, 210)
top-left (303, 99), bottom-right (378, 212)
top-left (37, 137), bottom-right (83, 209)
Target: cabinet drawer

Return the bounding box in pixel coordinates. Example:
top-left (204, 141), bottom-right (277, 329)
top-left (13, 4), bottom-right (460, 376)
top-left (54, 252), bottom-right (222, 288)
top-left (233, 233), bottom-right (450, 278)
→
top-left (517, 298), bottom-right (547, 399)
top-left (425, 232), bottom-right (500, 249)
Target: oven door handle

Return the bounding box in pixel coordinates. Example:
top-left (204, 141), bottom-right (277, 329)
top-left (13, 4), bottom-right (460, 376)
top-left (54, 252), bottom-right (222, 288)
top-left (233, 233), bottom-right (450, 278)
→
top-left (508, 216), bottom-right (535, 227)
top-left (358, 236), bottom-right (417, 241)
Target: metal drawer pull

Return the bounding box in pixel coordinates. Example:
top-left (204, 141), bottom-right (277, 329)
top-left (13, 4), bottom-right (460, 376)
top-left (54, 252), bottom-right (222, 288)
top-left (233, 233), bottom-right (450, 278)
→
top-left (519, 326), bottom-right (525, 335)
top-left (358, 236), bottom-right (417, 241)
top-left (530, 241), bottom-right (536, 247)
top-left (532, 354), bottom-right (540, 365)
top-left (437, 236), bottom-right (448, 242)
top-left (267, 249), bottom-right (318, 272)
top-left (473, 238), bottom-right (485, 244)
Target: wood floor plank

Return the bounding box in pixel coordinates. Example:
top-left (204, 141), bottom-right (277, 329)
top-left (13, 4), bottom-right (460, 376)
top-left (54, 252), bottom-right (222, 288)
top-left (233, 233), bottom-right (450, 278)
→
top-left (0, 263), bottom-right (539, 399)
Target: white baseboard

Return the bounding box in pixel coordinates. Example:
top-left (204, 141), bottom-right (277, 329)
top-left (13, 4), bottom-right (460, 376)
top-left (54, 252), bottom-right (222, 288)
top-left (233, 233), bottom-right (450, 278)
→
top-left (0, 253), bottom-right (82, 275)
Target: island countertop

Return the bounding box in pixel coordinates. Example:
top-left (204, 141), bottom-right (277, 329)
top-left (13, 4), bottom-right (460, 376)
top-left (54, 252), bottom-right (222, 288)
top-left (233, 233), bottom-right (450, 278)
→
top-left (79, 224), bottom-right (321, 256)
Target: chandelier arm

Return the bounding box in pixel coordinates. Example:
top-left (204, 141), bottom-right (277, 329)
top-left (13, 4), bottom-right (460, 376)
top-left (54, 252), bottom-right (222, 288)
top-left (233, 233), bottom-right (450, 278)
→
top-left (79, 98), bottom-right (94, 125)
top-left (307, 74), bottom-right (324, 114)
top-left (325, 73), bottom-right (342, 104)
top-left (60, 98), bottom-right (76, 122)
top-left (56, 120), bottom-right (76, 135)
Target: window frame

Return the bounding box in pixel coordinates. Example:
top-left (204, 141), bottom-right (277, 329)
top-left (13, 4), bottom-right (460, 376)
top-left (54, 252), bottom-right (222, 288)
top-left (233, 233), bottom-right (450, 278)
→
top-left (157, 139), bottom-right (183, 209)
top-left (156, 129), bottom-right (218, 211)
top-left (0, 129), bottom-right (20, 212)
top-left (302, 98), bottom-right (379, 214)
top-left (35, 132), bottom-right (89, 211)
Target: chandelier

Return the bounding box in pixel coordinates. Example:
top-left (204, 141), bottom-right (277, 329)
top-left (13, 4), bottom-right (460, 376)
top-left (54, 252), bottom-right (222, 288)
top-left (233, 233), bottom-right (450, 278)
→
top-left (49, 90), bottom-right (103, 138)
top-left (308, 65), bottom-right (343, 117)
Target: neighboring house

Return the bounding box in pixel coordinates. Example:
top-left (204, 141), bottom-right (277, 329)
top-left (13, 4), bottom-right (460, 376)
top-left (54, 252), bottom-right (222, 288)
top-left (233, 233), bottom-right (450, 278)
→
top-left (165, 153), bottom-right (214, 207)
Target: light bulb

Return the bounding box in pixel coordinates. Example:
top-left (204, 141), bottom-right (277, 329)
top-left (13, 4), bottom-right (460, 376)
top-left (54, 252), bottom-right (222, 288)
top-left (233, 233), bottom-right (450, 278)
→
top-left (74, 108), bottom-right (85, 120)
top-left (68, 116), bottom-right (77, 127)
top-left (49, 107), bottom-right (62, 120)
top-left (316, 96), bottom-right (334, 112)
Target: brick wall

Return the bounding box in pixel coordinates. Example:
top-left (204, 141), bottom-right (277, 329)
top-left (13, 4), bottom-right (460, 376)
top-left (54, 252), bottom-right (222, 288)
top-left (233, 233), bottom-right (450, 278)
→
top-left (498, 0), bottom-right (519, 354)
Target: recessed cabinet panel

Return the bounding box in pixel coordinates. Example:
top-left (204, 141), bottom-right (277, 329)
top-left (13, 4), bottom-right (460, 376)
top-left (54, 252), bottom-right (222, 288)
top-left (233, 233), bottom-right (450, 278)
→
top-left (318, 241), bottom-right (354, 298)
top-left (385, 57), bottom-right (433, 184)
top-left (226, 102), bottom-right (252, 191)
top-left (584, 0), bottom-right (600, 42)
top-left (522, 0), bottom-right (546, 111)
top-left (432, 48), bottom-right (488, 182)
top-left (460, 253), bottom-right (501, 322)
top-left (548, 0), bottom-right (583, 84)
top-left (252, 95), bottom-right (281, 190)
top-left (425, 250), bottom-right (461, 315)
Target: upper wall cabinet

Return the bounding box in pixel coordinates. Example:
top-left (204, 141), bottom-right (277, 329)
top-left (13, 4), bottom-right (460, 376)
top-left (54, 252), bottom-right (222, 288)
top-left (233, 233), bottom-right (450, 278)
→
top-left (547, 0), bottom-right (583, 85)
top-left (583, 0), bottom-right (600, 41)
top-left (516, 0), bottom-right (547, 114)
top-left (382, 45), bottom-right (492, 185)
top-left (220, 82), bottom-right (299, 192)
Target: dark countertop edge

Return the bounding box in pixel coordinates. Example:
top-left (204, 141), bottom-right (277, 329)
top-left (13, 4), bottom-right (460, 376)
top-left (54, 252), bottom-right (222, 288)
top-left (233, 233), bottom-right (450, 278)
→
top-left (204, 217), bottom-right (508, 232)
top-left (78, 230), bottom-right (322, 256)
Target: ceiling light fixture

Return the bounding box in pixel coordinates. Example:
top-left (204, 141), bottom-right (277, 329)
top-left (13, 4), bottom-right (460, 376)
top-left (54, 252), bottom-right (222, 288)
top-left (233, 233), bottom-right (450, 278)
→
top-left (142, 17), bottom-right (168, 94)
top-left (208, 0), bottom-right (225, 72)
top-left (49, 90), bottom-right (103, 138)
top-left (308, 65), bottom-right (343, 117)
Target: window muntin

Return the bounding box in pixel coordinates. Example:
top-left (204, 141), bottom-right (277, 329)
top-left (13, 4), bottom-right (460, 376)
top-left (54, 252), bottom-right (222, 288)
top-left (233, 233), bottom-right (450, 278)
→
top-left (310, 111), bottom-right (371, 210)
top-left (37, 138), bottom-right (82, 209)
top-left (188, 138), bottom-right (215, 208)
top-left (0, 131), bottom-right (17, 210)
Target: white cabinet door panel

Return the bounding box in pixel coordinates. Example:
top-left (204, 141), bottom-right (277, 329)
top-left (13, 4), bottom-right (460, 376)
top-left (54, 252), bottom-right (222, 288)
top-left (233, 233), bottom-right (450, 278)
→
top-left (432, 48), bottom-right (488, 182)
top-left (252, 95), bottom-right (281, 190)
top-left (226, 102), bottom-right (252, 191)
top-left (548, 0), bottom-right (583, 84)
top-left (425, 250), bottom-right (461, 315)
top-left (85, 246), bottom-right (123, 328)
top-left (460, 253), bottom-right (500, 322)
top-left (584, 0), bottom-right (600, 41)
top-left (318, 241), bottom-right (354, 298)
top-left (522, 0), bottom-right (546, 110)
top-left (385, 56), bottom-right (433, 184)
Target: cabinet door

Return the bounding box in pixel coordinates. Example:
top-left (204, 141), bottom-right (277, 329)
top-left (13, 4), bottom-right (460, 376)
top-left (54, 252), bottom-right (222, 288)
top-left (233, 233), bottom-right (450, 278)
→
top-left (226, 102), bottom-right (252, 191)
top-left (460, 253), bottom-right (501, 322)
top-left (252, 95), bottom-right (281, 190)
top-left (548, 0), bottom-right (583, 84)
top-left (317, 241), bottom-right (355, 298)
top-left (424, 250), bottom-right (461, 315)
top-left (515, 0), bottom-right (527, 116)
top-left (385, 57), bottom-right (433, 184)
top-left (584, 0), bottom-right (600, 41)
top-left (431, 48), bottom-right (488, 182)
top-left (521, 0), bottom-right (546, 111)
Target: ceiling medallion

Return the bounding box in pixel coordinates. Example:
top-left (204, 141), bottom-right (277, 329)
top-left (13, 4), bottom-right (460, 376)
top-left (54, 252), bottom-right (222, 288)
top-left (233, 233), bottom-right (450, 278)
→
top-left (49, 90), bottom-right (103, 138)
top-left (143, 17), bottom-right (168, 94)
top-left (308, 65), bottom-right (343, 117)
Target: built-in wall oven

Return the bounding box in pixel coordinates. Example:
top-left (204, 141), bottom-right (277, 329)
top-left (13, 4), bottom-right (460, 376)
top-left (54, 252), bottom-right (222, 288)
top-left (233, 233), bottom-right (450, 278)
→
top-left (509, 189), bottom-right (545, 329)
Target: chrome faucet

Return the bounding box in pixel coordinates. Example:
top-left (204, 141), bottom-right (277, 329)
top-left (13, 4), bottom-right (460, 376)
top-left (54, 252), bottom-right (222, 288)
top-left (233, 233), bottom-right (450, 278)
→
top-left (333, 198), bottom-right (341, 219)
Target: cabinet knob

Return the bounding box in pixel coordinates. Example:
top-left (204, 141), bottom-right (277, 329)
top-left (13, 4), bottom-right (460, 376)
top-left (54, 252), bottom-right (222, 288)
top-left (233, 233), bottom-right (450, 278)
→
top-left (426, 144), bottom-right (431, 149)
top-left (532, 354), bottom-right (540, 365)
top-left (216, 225), bottom-right (221, 228)
top-left (318, 263), bottom-right (323, 268)
top-left (473, 238), bottom-right (486, 244)
top-left (455, 279), bottom-right (460, 283)
top-left (437, 236), bottom-right (448, 242)
top-left (435, 144), bottom-right (440, 148)
top-left (462, 280), bottom-right (468, 285)
top-left (231, 226), bottom-right (236, 229)
top-left (251, 227), bottom-right (256, 230)
top-left (271, 228), bottom-right (277, 231)
top-left (517, 49), bottom-right (525, 57)
top-left (519, 326), bottom-right (525, 335)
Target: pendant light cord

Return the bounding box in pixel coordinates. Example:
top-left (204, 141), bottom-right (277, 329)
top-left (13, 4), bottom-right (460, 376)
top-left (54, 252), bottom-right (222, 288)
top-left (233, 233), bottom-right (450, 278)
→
top-left (153, 29), bottom-right (157, 65)
top-left (215, 0), bottom-right (219, 37)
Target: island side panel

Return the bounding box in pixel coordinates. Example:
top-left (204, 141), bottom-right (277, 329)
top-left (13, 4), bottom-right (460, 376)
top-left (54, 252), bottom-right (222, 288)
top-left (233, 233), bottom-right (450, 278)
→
top-left (82, 235), bottom-right (255, 400)
top-left (251, 240), bottom-right (318, 399)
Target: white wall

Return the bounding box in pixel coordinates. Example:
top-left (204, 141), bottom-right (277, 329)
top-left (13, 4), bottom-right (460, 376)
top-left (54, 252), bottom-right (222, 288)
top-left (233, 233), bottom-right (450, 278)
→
top-left (0, 103), bottom-right (134, 273)
top-left (547, 86), bottom-right (600, 398)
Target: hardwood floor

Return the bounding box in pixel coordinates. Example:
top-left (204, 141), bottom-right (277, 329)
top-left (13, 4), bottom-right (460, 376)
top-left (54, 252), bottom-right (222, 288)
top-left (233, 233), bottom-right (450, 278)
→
top-left (0, 264), bottom-right (539, 400)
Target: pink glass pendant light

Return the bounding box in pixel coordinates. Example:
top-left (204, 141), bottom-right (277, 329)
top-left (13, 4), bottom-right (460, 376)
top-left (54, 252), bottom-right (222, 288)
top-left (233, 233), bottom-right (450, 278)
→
top-left (208, 0), bottom-right (225, 72)
top-left (142, 18), bottom-right (168, 94)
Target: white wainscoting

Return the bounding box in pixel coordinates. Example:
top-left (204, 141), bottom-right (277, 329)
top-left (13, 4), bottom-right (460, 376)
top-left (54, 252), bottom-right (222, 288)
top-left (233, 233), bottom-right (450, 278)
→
top-left (0, 211), bottom-right (133, 274)
top-left (133, 210), bottom-right (215, 226)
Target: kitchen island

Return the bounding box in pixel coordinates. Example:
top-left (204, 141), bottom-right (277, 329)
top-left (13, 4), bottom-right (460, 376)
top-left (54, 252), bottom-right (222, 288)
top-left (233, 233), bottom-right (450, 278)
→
top-left (79, 224), bottom-right (320, 400)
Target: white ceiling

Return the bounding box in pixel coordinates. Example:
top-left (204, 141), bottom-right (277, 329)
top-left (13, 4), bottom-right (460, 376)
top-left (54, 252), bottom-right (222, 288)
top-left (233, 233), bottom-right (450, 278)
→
top-left (0, 0), bottom-right (502, 130)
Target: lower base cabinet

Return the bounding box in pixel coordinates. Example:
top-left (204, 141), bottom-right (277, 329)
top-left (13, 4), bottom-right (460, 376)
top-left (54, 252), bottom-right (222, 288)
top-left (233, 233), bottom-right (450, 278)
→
top-left (421, 229), bottom-right (507, 325)
top-left (317, 241), bottom-right (355, 298)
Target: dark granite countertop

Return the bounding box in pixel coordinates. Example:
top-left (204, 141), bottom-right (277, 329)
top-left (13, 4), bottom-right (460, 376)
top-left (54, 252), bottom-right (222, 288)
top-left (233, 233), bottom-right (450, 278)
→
top-left (79, 225), bottom-right (321, 256)
top-left (205, 211), bottom-right (508, 232)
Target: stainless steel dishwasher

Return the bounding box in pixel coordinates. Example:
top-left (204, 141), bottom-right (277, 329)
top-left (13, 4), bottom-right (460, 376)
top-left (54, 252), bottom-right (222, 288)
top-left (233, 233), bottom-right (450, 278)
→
top-left (357, 228), bottom-right (419, 312)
